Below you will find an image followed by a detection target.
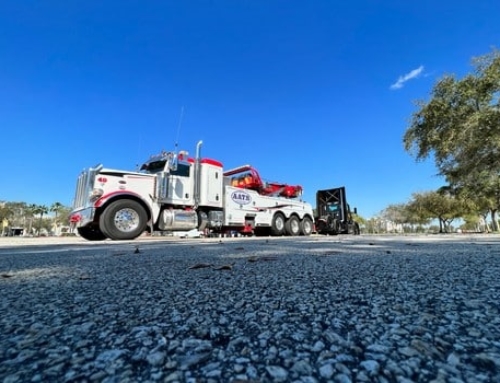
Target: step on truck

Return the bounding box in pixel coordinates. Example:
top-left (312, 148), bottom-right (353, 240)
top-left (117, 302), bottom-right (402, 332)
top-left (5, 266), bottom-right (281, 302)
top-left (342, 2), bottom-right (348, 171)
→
top-left (69, 141), bottom-right (315, 241)
top-left (314, 187), bottom-right (360, 235)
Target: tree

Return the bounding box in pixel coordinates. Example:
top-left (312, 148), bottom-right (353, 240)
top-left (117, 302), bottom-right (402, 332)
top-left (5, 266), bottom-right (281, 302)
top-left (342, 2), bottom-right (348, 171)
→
top-left (26, 203), bottom-right (38, 235)
top-left (407, 191), bottom-right (465, 233)
top-left (50, 202), bottom-right (64, 234)
top-left (56, 206), bottom-right (72, 229)
top-left (34, 204), bottom-right (49, 235)
top-left (403, 49), bottom-right (500, 229)
top-left (0, 203), bottom-right (12, 220)
top-left (450, 180), bottom-right (495, 232)
top-left (380, 204), bottom-right (409, 232)
top-left (352, 212), bottom-right (367, 232)
top-left (0, 202), bottom-right (14, 234)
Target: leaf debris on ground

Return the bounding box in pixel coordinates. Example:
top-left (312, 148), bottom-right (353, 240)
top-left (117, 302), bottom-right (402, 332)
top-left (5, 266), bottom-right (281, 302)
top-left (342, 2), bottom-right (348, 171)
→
top-left (188, 263), bottom-right (213, 269)
top-left (247, 255), bottom-right (278, 263)
top-left (1, 273), bottom-right (14, 278)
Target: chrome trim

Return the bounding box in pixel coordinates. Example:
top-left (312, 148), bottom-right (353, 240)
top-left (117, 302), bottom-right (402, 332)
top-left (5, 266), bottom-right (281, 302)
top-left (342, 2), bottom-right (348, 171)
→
top-left (72, 165), bottom-right (103, 210)
top-left (70, 207), bottom-right (96, 228)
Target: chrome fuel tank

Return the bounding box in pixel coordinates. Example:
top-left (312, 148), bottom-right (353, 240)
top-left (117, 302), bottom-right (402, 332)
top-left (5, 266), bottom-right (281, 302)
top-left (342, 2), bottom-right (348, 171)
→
top-left (158, 209), bottom-right (198, 231)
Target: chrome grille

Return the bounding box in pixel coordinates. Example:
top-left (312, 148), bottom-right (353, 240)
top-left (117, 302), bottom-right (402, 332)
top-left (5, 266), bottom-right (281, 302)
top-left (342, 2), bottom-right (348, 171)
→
top-left (72, 165), bottom-right (102, 209)
top-left (157, 173), bottom-right (169, 199)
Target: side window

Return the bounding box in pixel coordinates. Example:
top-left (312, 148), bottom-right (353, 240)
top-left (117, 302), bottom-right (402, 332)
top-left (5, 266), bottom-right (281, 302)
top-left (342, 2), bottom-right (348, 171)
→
top-left (171, 163), bottom-right (190, 177)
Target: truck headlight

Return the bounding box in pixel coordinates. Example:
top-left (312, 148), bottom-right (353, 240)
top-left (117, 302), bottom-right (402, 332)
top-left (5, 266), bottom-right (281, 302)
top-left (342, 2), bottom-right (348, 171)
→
top-left (90, 188), bottom-right (104, 201)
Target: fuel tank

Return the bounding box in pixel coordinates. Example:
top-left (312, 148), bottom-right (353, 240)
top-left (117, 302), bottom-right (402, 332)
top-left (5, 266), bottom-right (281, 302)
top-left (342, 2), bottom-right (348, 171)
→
top-left (158, 209), bottom-right (198, 231)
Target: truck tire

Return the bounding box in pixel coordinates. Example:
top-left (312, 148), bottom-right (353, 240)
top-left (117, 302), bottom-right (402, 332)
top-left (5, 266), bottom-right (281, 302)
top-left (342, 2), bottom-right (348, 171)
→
top-left (99, 200), bottom-right (148, 240)
top-left (300, 217), bottom-right (313, 236)
top-left (353, 222), bottom-right (360, 235)
top-left (285, 216), bottom-right (301, 236)
top-left (270, 213), bottom-right (285, 236)
top-left (77, 226), bottom-right (107, 241)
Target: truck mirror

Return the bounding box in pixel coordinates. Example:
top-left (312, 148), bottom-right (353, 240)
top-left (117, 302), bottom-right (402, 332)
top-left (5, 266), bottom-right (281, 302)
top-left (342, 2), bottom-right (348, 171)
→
top-left (354, 207), bottom-right (357, 215)
top-left (169, 153), bottom-right (178, 171)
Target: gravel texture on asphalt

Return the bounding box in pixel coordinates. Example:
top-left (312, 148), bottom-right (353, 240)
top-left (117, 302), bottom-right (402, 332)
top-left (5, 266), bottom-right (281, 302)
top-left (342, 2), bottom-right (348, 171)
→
top-left (1, 234), bottom-right (500, 383)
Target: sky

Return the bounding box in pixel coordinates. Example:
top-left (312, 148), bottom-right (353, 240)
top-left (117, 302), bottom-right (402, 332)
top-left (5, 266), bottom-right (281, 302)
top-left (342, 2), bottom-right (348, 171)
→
top-left (1, 1), bottom-right (499, 218)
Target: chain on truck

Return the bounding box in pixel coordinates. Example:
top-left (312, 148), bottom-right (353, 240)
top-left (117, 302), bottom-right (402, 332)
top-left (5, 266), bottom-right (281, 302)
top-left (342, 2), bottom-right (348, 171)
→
top-left (69, 141), bottom-right (315, 241)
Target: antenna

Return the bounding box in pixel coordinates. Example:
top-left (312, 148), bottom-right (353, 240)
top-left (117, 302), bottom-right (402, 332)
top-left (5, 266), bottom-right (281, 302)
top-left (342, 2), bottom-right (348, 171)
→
top-left (174, 106), bottom-right (185, 152)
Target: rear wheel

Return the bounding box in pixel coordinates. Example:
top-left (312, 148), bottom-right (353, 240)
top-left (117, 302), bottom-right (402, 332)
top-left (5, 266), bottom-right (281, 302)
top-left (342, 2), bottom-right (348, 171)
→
top-left (99, 200), bottom-right (148, 240)
top-left (270, 213), bottom-right (286, 236)
top-left (285, 216), bottom-right (301, 236)
top-left (77, 226), bottom-right (107, 241)
top-left (300, 217), bottom-right (313, 236)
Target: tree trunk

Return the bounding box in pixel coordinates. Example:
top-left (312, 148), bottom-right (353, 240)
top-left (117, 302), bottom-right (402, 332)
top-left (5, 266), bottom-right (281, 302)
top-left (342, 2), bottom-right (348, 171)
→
top-left (491, 209), bottom-right (499, 232)
top-left (481, 213), bottom-right (490, 232)
top-left (54, 212), bottom-right (59, 235)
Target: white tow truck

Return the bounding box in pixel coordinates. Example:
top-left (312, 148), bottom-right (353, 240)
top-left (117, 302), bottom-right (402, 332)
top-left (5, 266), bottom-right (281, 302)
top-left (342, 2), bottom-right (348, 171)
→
top-left (69, 141), bottom-right (314, 241)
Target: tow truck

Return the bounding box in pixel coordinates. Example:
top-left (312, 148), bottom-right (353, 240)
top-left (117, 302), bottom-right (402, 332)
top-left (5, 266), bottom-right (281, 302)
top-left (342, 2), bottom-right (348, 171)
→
top-left (69, 141), bottom-right (315, 240)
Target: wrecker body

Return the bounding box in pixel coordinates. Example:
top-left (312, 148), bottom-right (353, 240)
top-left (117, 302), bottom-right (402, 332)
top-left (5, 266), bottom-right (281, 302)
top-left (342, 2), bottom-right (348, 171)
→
top-left (69, 141), bottom-right (314, 241)
top-left (314, 187), bottom-right (360, 235)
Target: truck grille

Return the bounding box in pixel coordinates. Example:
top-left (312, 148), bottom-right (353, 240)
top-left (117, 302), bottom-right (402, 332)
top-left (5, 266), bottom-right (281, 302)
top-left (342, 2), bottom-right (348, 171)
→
top-left (72, 165), bottom-right (102, 209)
top-left (156, 172), bottom-right (169, 199)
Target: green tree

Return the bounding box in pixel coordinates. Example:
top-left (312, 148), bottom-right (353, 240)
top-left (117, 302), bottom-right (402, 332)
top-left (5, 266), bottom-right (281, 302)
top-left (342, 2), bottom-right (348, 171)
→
top-left (57, 206), bottom-right (72, 228)
top-left (50, 202), bottom-right (64, 234)
top-left (6, 202), bottom-right (28, 228)
top-left (451, 181), bottom-right (494, 232)
top-left (26, 203), bottom-right (38, 235)
top-left (34, 204), bottom-right (49, 235)
top-left (0, 202), bottom-right (14, 234)
top-left (408, 191), bottom-right (464, 233)
top-left (380, 203), bottom-right (408, 232)
top-left (403, 49), bottom-right (500, 229)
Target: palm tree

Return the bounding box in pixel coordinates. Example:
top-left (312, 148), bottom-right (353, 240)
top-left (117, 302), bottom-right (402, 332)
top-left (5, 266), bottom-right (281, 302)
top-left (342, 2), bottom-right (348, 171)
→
top-left (26, 204), bottom-right (38, 235)
top-left (36, 205), bottom-right (49, 235)
top-left (50, 202), bottom-right (64, 235)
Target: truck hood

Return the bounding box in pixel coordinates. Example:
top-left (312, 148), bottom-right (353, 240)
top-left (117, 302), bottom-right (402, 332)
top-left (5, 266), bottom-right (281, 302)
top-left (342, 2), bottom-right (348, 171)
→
top-left (98, 167), bottom-right (154, 178)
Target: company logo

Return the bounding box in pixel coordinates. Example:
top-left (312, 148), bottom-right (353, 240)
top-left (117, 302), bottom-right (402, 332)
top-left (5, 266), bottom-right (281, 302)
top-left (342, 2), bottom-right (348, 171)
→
top-left (231, 190), bottom-right (251, 205)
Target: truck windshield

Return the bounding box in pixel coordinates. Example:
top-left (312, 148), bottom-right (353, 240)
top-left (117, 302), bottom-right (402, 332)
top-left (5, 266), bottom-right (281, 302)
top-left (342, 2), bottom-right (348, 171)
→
top-left (327, 203), bottom-right (339, 212)
top-left (141, 161), bottom-right (191, 177)
top-left (141, 160), bottom-right (166, 173)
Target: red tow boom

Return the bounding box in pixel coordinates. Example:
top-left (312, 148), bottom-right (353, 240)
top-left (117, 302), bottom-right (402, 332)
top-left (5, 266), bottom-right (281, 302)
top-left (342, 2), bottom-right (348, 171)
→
top-left (223, 165), bottom-right (303, 199)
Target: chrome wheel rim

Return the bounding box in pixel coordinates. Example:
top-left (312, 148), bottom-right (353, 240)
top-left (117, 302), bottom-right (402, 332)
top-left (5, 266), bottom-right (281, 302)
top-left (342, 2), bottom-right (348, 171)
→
top-left (114, 208), bottom-right (140, 233)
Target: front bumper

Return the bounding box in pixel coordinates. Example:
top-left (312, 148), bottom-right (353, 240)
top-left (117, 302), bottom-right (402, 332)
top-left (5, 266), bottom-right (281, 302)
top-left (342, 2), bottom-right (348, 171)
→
top-left (69, 207), bottom-right (96, 228)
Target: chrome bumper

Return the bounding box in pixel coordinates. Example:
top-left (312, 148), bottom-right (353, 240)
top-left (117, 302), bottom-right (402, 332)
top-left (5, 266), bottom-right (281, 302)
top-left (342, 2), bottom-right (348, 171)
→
top-left (69, 207), bottom-right (96, 228)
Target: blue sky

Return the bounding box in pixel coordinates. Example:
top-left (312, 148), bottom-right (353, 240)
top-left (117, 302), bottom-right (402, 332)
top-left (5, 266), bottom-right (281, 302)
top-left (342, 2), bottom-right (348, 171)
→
top-left (1, 1), bottom-right (499, 218)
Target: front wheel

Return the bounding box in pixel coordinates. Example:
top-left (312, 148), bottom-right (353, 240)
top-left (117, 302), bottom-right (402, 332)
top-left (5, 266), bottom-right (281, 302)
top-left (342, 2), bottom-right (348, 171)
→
top-left (300, 217), bottom-right (313, 236)
top-left (77, 226), bottom-right (107, 241)
top-left (99, 200), bottom-right (148, 240)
